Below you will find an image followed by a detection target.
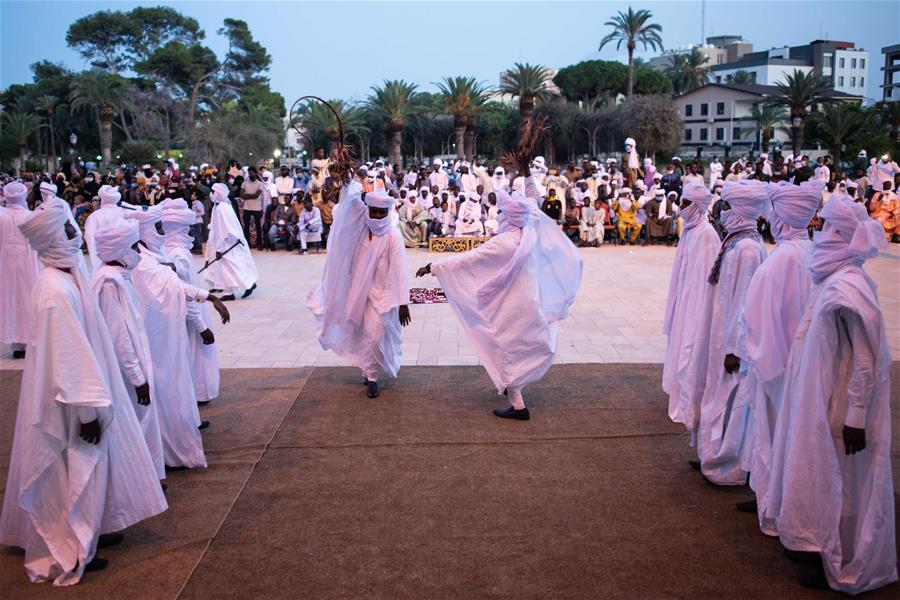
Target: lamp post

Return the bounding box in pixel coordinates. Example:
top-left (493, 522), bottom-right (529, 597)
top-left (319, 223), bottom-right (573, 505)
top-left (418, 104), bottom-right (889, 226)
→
top-left (69, 132), bottom-right (77, 155)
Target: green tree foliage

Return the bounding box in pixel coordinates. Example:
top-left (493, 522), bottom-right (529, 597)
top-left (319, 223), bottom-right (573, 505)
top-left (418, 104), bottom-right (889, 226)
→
top-left (500, 63), bottom-right (557, 121)
top-left (666, 49), bottom-right (710, 94)
top-left (553, 60), bottom-right (627, 110)
top-left (768, 70), bottom-right (833, 152)
top-left (633, 67), bottom-right (673, 95)
top-left (597, 7), bottom-right (663, 97)
top-left (620, 95), bottom-right (682, 158)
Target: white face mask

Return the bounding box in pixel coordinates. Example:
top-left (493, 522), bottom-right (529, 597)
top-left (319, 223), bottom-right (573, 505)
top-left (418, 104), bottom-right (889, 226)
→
top-left (119, 249), bottom-right (142, 270)
top-left (720, 209), bottom-right (745, 232)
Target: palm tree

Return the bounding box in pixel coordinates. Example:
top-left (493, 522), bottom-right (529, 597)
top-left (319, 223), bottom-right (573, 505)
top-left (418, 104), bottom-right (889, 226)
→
top-left (768, 70), bottom-right (833, 153)
top-left (666, 49), bottom-right (710, 94)
top-left (3, 112), bottom-right (44, 174)
top-left (36, 94), bottom-right (64, 170)
top-left (726, 70), bottom-right (754, 85)
top-left (742, 103), bottom-right (787, 152)
top-left (293, 99), bottom-right (364, 153)
top-left (811, 102), bottom-right (866, 166)
top-left (500, 63), bottom-right (556, 122)
top-left (367, 80), bottom-right (419, 167)
top-left (435, 76), bottom-right (491, 160)
top-left (878, 101), bottom-right (900, 146)
top-left (598, 7), bottom-right (663, 97)
top-left (69, 69), bottom-right (131, 165)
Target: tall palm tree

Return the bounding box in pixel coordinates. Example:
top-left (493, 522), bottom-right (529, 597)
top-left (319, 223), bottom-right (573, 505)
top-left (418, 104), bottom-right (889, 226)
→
top-left (666, 49), bottom-right (710, 94)
top-left (742, 103), bottom-right (787, 152)
top-left (598, 7), bottom-right (663, 97)
top-left (36, 94), bottom-right (63, 170)
top-left (69, 69), bottom-right (131, 165)
top-left (726, 70), bottom-right (754, 85)
top-left (878, 101), bottom-right (900, 146)
top-left (768, 70), bottom-right (833, 153)
top-left (435, 76), bottom-right (491, 160)
top-left (500, 63), bottom-right (556, 122)
top-left (293, 99), bottom-right (364, 153)
top-left (811, 102), bottom-right (866, 166)
top-left (3, 112), bottom-right (44, 175)
top-left (367, 80), bottom-right (419, 167)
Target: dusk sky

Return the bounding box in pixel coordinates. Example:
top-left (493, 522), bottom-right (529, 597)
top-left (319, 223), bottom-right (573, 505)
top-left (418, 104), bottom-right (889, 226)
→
top-left (2, 0), bottom-right (898, 106)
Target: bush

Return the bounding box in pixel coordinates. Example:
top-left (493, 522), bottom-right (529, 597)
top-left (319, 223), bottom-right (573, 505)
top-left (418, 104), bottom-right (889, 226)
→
top-left (119, 140), bottom-right (159, 167)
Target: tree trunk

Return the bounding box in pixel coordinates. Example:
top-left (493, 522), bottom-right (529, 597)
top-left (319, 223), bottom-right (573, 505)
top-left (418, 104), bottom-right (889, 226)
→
top-left (18, 144), bottom-right (27, 176)
top-left (761, 127), bottom-right (771, 153)
top-left (99, 104), bottom-right (114, 166)
top-left (47, 121), bottom-right (57, 171)
top-left (389, 128), bottom-right (402, 167)
top-left (791, 113), bottom-right (804, 155)
top-left (520, 96), bottom-right (535, 123)
top-left (626, 43), bottom-right (635, 97)
top-left (454, 125), bottom-right (465, 160)
top-left (464, 126), bottom-right (475, 162)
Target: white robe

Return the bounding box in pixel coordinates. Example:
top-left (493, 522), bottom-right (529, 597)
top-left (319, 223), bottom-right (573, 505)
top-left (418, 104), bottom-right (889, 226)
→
top-left (84, 203), bottom-right (123, 271)
top-left (132, 254), bottom-right (207, 468)
top-left (662, 219), bottom-right (720, 432)
top-left (204, 200), bottom-right (258, 292)
top-left (455, 200), bottom-right (484, 236)
top-left (0, 204), bottom-right (40, 345)
top-left (767, 266), bottom-right (896, 595)
top-left (91, 265), bottom-right (166, 479)
top-left (0, 267), bottom-right (166, 585)
top-left (697, 233), bottom-right (766, 485)
top-left (307, 184), bottom-right (408, 381)
top-left (736, 234), bottom-right (812, 535)
top-left (165, 239), bottom-right (220, 403)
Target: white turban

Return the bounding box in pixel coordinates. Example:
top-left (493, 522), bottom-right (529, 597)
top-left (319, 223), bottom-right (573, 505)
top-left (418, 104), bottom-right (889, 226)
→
top-left (495, 190), bottom-right (531, 230)
top-left (624, 137), bottom-right (639, 170)
top-left (767, 179), bottom-right (825, 230)
top-left (162, 200), bottom-right (195, 228)
top-left (98, 184), bottom-right (121, 207)
top-left (364, 189), bottom-right (392, 209)
top-left (19, 201), bottom-right (81, 268)
top-left (811, 195), bottom-right (888, 282)
top-left (211, 183), bottom-right (230, 204)
top-left (721, 180), bottom-right (768, 221)
top-left (680, 183), bottom-right (713, 229)
top-left (94, 219), bottom-right (140, 262)
top-left (39, 181), bottom-right (58, 203)
top-left (3, 181), bottom-right (27, 206)
top-left (126, 204), bottom-right (165, 252)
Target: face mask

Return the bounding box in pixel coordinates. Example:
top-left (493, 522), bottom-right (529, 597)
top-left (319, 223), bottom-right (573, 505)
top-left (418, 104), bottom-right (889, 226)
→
top-left (720, 209), bottom-right (745, 233)
top-left (119, 249), bottom-right (142, 270)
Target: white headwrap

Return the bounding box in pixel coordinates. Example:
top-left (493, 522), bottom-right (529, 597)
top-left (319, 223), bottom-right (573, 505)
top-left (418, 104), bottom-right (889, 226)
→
top-left (98, 185), bottom-right (121, 207)
top-left (40, 181), bottom-right (59, 204)
top-left (721, 180), bottom-right (768, 232)
top-left (126, 204), bottom-right (165, 254)
top-left (624, 137), bottom-right (640, 170)
top-left (810, 196), bottom-right (887, 283)
top-left (94, 219), bottom-right (140, 263)
top-left (19, 200), bottom-right (82, 268)
top-left (680, 183), bottom-right (713, 230)
top-left (162, 199), bottom-right (195, 250)
top-left (766, 179), bottom-right (825, 241)
top-left (363, 189), bottom-right (393, 236)
top-left (3, 181), bottom-right (27, 207)
top-left (617, 188), bottom-right (633, 212)
top-left (211, 183), bottom-right (230, 204)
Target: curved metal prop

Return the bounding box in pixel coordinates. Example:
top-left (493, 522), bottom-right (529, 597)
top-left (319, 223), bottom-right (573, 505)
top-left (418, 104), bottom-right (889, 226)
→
top-left (288, 95), bottom-right (344, 146)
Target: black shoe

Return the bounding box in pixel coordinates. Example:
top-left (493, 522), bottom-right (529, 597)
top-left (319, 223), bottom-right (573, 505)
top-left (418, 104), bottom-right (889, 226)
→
top-left (298, 249), bottom-right (307, 255)
top-left (784, 548), bottom-right (821, 566)
top-left (161, 482), bottom-right (167, 492)
top-left (98, 532), bottom-right (123, 549)
top-left (209, 288), bottom-right (223, 294)
top-left (165, 465), bottom-right (189, 472)
top-left (220, 294), bottom-right (236, 302)
top-left (688, 459), bottom-right (701, 471)
top-left (84, 557), bottom-right (108, 572)
top-left (12, 350), bottom-right (25, 359)
top-left (492, 406), bottom-right (530, 421)
top-left (197, 400), bottom-right (211, 406)
top-left (198, 420), bottom-right (209, 430)
top-left (241, 283), bottom-right (257, 299)
top-left (366, 380), bottom-right (379, 398)
top-left (736, 498), bottom-right (758, 513)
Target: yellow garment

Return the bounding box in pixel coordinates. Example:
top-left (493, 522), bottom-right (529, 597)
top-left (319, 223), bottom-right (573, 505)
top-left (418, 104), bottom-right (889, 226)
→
top-left (869, 193), bottom-right (899, 240)
top-left (613, 200), bottom-right (642, 242)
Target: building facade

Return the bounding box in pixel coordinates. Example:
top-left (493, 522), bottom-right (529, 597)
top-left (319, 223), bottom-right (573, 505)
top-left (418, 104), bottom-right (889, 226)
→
top-left (882, 44), bottom-right (900, 102)
top-left (647, 35), bottom-right (752, 72)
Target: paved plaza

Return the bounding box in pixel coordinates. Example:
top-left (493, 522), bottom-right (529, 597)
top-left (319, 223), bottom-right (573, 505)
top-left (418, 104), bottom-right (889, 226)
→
top-left (2, 243), bottom-right (898, 370)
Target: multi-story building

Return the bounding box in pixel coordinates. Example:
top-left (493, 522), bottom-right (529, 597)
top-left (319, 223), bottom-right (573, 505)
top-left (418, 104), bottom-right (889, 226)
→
top-left (881, 43), bottom-right (900, 102)
top-left (647, 35), bottom-right (752, 72)
top-left (674, 83), bottom-right (861, 154)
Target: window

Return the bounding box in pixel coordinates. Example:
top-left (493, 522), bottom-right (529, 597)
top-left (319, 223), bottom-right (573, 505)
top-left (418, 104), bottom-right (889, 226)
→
top-left (700, 103), bottom-right (709, 116)
top-left (860, 77), bottom-right (865, 87)
top-left (700, 128), bottom-right (708, 141)
top-left (733, 127), bottom-right (742, 140)
top-left (860, 58), bottom-right (866, 69)
top-left (838, 76), bottom-right (845, 86)
top-left (716, 102), bottom-right (725, 115)
top-left (685, 128), bottom-right (693, 141)
top-left (716, 127), bottom-right (725, 141)
top-left (823, 55), bottom-right (833, 68)
top-left (851, 58), bottom-right (857, 69)
top-left (851, 76), bottom-right (856, 87)
top-left (839, 57), bottom-right (845, 68)
top-left (715, 75), bottom-right (722, 83)
top-left (685, 104), bottom-right (693, 117)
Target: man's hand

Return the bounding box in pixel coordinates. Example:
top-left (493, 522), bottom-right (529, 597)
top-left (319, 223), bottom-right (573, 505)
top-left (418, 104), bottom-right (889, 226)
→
top-left (208, 295), bottom-right (231, 324)
top-left (415, 264), bottom-right (431, 278)
top-left (843, 426), bottom-right (866, 455)
top-left (200, 328), bottom-right (215, 345)
top-left (724, 353), bottom-right (741, 374)
top-left (80, 419), bottom-right (101, 444)
top-left (135, 382), bottom-right (151, 406)
top-left (399, 305), bottom-right (411, 327)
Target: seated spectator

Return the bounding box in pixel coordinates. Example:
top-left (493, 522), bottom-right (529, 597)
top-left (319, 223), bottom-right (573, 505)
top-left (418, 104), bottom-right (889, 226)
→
top-left (869, 181), bottom-right (899, 242)
top-left (563, 198), bottom-right (581, 242)
top-left (296, 195), bottom-right (321, 254)
top-left (644, 189), bottom-right (674, 245)
top-left (612, 188), bottom-right (642, 244)
top-left (455, 192), bottom-right (484, 237)
top-left (541, 188), bottom-right (563, 223)
top-left (484, 192), bottom-right (500, 236)
top-left (579, 198), bottom-right (604, 247)
top-left (427, 197), bottom-right (443, 238)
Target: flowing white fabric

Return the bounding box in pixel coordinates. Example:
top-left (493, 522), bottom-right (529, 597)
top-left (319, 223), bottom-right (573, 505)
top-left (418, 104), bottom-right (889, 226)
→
top-left (767, 263), bottom-right (896, 594)
top-left (1, 202), bottom-right (166, 585)
top-left (810, 196), bottom-right (888, 284)
top-left (163, 201), bottom-right (220, 403)
top-left (663, 184), bottom-right (720, 432)
top-left (84, 185), bottom-right (124, 271)
top-left (205, 185), bottom-right (258, 292)
top-left (0, 182), bottom-right (41, 345)
top-left (431, 177), bottom-right (582, 395)
top-left (307, 185), bottom-right (408, 381)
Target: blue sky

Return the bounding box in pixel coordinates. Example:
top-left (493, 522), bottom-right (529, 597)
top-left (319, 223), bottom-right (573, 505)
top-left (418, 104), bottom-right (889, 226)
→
top-left (2, 0), bottom-right (898, 105)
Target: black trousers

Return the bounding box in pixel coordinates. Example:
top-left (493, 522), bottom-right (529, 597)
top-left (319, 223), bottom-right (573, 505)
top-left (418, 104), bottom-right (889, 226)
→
top-left (242, 209), bottom-right (263, 249)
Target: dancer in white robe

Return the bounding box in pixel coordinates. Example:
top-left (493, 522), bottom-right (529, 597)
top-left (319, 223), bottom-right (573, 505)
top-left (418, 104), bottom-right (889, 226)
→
top-left (735, 179), bottom-right (823, 529)
top-left (416, 174), bottom-right (582, 420)
top-left (90, 219), bottom-right (165, 480)
top-left (127, 207), bottom-right (229, 468)
top-left (307, 187), bottom-right (410, 399)
top-left (205, 183), bottom-right (258, 301)
top-left (694, 180), bottom-right (768, 485)
top-left (662, 183), bottom-right (720, 435)
top-left (84, 185), bottom-right (125, 271)
top-left (0, 201), bottom-right (166, 585)
top-left (162, 200), bottom-right (221, 405)
top-left (0, 182), bottom-right (40, 358)
top-left (767, 197), bottom-right (895, 594)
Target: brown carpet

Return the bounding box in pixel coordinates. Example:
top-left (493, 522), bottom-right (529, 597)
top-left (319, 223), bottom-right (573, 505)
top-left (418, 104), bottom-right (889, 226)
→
top-left (1, 364), bottom-right (898, 599)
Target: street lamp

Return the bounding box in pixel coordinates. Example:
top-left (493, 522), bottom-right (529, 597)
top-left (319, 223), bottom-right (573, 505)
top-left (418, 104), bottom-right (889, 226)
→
top-left (69, 132), bottom-right (77, 155)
